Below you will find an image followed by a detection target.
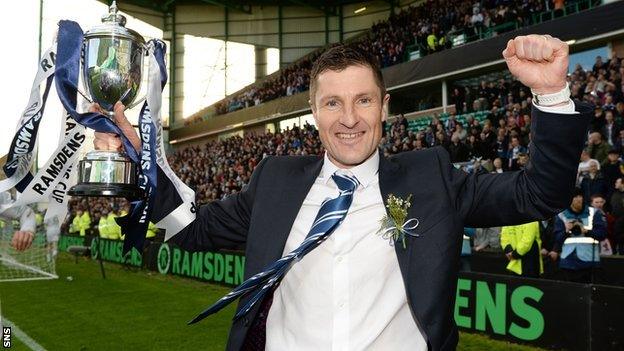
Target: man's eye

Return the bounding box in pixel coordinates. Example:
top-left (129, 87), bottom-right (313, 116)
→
top-left (358, 97), bottom-right (372, 105)
top-left (326, 100), bottom-right (339, 108)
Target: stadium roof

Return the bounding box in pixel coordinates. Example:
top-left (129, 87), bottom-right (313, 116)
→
top-left (120, 0), bottom-right (377, 15)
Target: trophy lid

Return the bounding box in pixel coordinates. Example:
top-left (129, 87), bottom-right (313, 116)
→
top-left (84, 1), bottom-right (145, 44)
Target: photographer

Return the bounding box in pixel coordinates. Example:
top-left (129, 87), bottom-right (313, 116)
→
top-left (553, 188), bottom-right (607, 283)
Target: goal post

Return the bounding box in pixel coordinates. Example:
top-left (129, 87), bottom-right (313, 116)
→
top-left (0, 222), bottom-right (58, 282)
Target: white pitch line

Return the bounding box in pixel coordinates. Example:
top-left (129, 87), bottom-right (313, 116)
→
top-left (1, 316), bottom-right (47, 351)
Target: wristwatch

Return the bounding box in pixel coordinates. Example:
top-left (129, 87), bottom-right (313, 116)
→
top-left (531, 82), bottom-right (571, 107)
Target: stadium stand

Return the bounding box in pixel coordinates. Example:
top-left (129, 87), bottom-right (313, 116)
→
top-left (185, 0), bottom-right (602, 125)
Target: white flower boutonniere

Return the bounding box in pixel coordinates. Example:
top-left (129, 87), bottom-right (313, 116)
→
top-left (377, 194), bottom-right (420, 249)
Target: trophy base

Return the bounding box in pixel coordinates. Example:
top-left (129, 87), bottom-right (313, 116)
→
top-left (69, 150), bottom-right (143, 200)
top-left (68, 183), bottom-right (144, 200)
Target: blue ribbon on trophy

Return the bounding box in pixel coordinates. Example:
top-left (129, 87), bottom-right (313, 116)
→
top-left (116, 41), bottom-right (168, 255)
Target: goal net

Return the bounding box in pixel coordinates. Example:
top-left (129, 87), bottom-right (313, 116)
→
top-left (0, 220), bottom-right (57, 282)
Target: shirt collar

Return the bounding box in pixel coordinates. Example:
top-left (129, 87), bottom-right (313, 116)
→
top-left (319, 150), bottom-right (380, 188)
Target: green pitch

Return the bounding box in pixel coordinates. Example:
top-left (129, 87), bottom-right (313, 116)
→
top-left (0, 254), bottom-right (545, 350)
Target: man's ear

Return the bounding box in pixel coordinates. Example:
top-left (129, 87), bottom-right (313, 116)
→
top-left (309, 99), bottom-right (319, 124)
top-left (381, 93), bottom-right (390, 122)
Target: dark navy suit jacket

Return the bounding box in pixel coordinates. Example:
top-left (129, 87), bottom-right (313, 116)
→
top-left (171, 102), bottom-right (591, 350)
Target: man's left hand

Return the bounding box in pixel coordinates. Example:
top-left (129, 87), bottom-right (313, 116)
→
top-left (502, 34), bottom-right (569, 95)
top-left (11, 231), bottom-right (34, 251)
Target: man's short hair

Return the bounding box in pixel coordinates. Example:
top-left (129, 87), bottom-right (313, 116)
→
top-left (590, 194), bottom-right (605, 201)
top-left (572, 187), bottom-right (584, 198)
top-left (309, 44), bottom-right (385, 104)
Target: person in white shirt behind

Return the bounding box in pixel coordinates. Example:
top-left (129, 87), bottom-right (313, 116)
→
top-left (0, 191), bottom-right (36, 252)
top-left (492, 157), bottom-right (504, 173)
top-left (578, 149), bottom-right (600, 184)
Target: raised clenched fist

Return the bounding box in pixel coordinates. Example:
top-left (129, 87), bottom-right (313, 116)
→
top-left (502, 34), bottom-right (569, 95)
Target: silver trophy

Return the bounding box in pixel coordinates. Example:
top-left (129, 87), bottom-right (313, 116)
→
top-left (68, 1), bottom-right (146, 200)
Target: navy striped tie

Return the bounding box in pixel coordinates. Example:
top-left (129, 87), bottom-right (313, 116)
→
top-left (189, 171), bottom-right (359, 324)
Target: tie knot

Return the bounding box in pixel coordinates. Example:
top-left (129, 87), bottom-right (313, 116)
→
top-left (331, 171), bottom-right (359, 192)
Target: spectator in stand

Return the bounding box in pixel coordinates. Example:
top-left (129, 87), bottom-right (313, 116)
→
top-left (601, 150), bottom-right (623, 199)
top-left (448, 134), bottom-right (469, 162)
top-left (517, 152), bottom-right (530, 170)
top-left (580, 161), bottom-right (608, 205)
top-left (601, 110), bottom-right (620, 146)
top-left (611, 178), bottom-right (624, 255)
top-left (553, 189), bottom-right (607, 283)
top-left (591, 106), bottom-right (606, 132)
top-left (466, 135), bottom-right (483, 160)
top-left (538, 217), bottom-right (559, 277)
top-left (501, 221), bottom-right (543, 278)
top-left (553, 0), bottom-right (565, 17)
top-left (444, 113), bottom-right (457, 135)
top-left (451, 87), bottom-right (465, 113)
top-left (590, 194), bottom-right (615, 255)
top-left (594, 56), bottom-right (607, 74)
top-left (494, 128), bottom-right (509, 168)
top-left (507, 135), bottom-right (527, 171)
top-left (615, 129), bottom-right (624, 154)
top-left (587, 132), bottom-right (610, 164)
top-left (491, 157), bottom-right (504, 173)
top-left (578, 149), bottom-right (600, 185)
top-left (452, 122), bottom-right (468, 142)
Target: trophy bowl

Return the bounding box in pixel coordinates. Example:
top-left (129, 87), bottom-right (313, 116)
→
top-left (68, 1), bottom-right (147, 200)
top-left (82, 1), bottom-right (145, 114)
top-left (83, 32), bottom-right (145, 113)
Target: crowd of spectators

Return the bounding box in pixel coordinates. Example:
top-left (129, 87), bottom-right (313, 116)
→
top-left (360, 0), bottom-right (552, 66)
top-left (168, 123), bottom-right (323, 204)
top-left (62, 197), bottom-right (129, 236)
top-left (191, 0), bottom-right (586, 123)
top-left (211, 59), bottom-right (314, 119)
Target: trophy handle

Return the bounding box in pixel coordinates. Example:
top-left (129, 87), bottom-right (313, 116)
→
top-left (120, 43), bottom-right (151, 110)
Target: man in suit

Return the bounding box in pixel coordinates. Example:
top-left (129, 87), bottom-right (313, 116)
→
top-left (96, 35), bottom-right (591, 350)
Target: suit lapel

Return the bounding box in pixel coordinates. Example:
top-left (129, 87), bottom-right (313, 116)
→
top-left (378, 152), bottom-right (413, 282)
top-left (262, 152), bottom-right (414, 275)
top-left (262, 156), bottom-right (324, 264)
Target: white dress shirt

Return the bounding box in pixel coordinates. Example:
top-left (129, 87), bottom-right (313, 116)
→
top-left (266, 151), bottom-right (427, 351)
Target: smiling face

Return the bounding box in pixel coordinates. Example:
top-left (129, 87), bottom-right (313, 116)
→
top-left (311, 65), bottom-right (389, 168)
